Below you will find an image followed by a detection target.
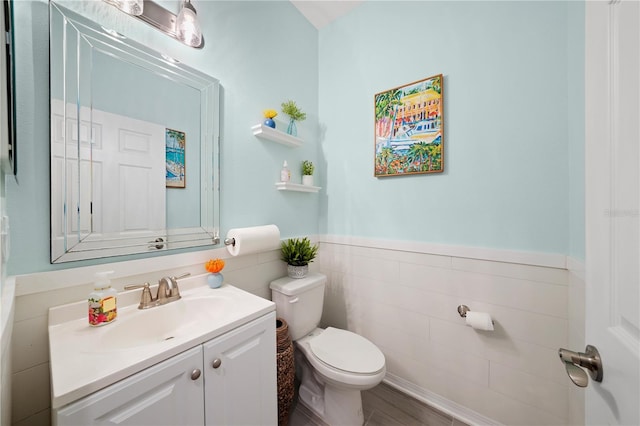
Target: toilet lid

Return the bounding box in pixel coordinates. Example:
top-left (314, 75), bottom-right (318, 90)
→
top-left (309, 327), bottom-right (385, 374)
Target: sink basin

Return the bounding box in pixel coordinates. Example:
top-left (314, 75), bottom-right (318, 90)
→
top-left (99, 295), bottom-right (234, 350)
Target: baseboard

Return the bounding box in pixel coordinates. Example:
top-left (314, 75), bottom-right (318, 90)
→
top-left (383, 373), bottom-right (502, 426)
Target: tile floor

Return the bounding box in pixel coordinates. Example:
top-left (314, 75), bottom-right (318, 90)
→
top-left (288, 382), bottom-right (469, 426)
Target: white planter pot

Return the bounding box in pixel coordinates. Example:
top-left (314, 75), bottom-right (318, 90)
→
top-left (287, 264), bottom-right (308, 279)
top-left (302, 175), bottom-right (314, 186)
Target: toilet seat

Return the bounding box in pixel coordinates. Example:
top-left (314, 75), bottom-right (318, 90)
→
top-left (309, 327), bottom-right (385, 374)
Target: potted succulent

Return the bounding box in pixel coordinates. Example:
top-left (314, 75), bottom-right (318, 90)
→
top-left (301, 160), bottom-right (314, 186)
top-left (280, 237), bottom-right (318, 279)
top-left (281, 99), bottom-right (306, 136)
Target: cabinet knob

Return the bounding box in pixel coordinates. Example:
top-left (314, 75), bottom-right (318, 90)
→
top-left (211, 358), bottom-right (222, 369)
top-left (191, 369), bottom-right (201, 380)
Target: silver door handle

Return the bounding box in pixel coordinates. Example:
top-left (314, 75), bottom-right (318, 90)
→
top-left (558, 344), bottom-right (603, 387)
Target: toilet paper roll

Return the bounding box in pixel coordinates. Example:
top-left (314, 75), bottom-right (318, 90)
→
top-left (226, 225), bottom-right (280, 257)
top-left (465, 311), bottom-right (494, 331)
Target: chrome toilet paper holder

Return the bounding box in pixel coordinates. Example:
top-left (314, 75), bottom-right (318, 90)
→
top-left (457, 305), bottom-right (471, 318)
top-left (457, 305), bottom-right (495, 325)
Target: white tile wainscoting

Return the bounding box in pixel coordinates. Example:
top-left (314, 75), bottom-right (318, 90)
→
top-left (316, 236), bottom-right (585, 426)
top-left (567, 258), bottom-right (586, 426)
top-left (7, 238), bottom-right (584, 426)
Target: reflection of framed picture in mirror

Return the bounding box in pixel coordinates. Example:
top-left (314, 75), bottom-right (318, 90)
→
top-left (166, 128), bottom-right (186, 188)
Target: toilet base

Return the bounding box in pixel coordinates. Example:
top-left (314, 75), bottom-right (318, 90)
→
top-left (296, 351), bottom-right (365, 426)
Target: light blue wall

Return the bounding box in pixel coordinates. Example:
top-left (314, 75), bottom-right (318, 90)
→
top-left (567, 1), bottom-right (585, 261)
top-left (7, 1), bottom-right (320, 274)
top-left (318, 1), bottom-right (584, 255)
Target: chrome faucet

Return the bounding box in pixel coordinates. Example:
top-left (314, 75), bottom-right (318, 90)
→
top-left (157, 275), bottom-right (182, 303)
top-left (125, 272), bottom-right (190, 309)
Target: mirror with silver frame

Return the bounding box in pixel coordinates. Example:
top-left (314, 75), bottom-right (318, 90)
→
top-left (50, 2), bottom-right (220, 263)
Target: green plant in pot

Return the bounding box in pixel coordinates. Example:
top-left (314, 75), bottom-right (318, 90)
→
top-left (280, 237), bottom-right (318, 279)
top-left (281, 99), bottom-right (306, 137)
top-left (301, 160), bottom-right (315, 186)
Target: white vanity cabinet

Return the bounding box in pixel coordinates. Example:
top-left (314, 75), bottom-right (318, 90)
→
top-left (54, 313), bottom-right (276, 426)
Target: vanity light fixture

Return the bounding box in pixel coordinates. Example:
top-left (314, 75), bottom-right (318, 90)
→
top-left (103, 0), bottom-right (143, 16)
top-left (102, 0), bottom-right (205, 49)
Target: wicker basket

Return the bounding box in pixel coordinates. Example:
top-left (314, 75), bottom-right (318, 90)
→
top-left (276, 318), bottom-right (296, 426)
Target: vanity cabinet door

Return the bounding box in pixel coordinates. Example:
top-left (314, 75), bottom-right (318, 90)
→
top-left (203, 312), bottom-right (277, 426)
top-left (54, 346), bottom-right (205, 426)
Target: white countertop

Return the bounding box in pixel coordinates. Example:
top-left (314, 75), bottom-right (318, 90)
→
top-left (48, 276), bottom-right (275, 409)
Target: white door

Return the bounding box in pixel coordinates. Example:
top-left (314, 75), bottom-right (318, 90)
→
top-left (585, 1), bottom-right (639, 424)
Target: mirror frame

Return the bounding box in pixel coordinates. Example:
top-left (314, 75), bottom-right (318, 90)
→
top-left (49, 2), bottom-right (220, 263)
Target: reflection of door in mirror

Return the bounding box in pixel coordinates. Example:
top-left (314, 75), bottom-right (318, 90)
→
top-left (97, 111), bottom-right (165, 235)
top-left (51, 101), bottom-right (166, 251)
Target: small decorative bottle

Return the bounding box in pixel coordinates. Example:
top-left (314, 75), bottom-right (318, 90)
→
top-left (280, 161), bottom-right (291, 182)
top-left (88, 271), bottom-right (117, 326)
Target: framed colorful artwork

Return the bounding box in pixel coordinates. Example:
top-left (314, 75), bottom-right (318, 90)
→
top-left (166, 128), bottom-right (186, 188)
top-left (374, 74), bottom-right (444, 177)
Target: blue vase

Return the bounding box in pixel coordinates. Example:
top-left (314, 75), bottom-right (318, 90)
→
top-left (264, 118), bottom-right (276, 129)
top-left (207, 273), bottom-right (223, 289)
top-left (286, 119), bottom-right (297, 136)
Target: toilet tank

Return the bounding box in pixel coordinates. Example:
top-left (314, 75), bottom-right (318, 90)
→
top-left (270, 273), bottom-right (326, 340)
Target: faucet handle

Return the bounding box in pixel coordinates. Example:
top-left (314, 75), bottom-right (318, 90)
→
top-left (174, 272), bottom-right (191, 280)
top-left (169, 272), bottom-right (190, 298)
top-left (124, 282), bottom-right (155, 309)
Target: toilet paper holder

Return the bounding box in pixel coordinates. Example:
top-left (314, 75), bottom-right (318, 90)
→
top-left (457, 305), bottom-right (495, 325)
top-left (224, 237), bottom-right (236, 247)
top-left (457, 305), bottom-right (471, 318)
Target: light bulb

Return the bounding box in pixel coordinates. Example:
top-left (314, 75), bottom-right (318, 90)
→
top-left (176, 0), bottom-right (202, 47)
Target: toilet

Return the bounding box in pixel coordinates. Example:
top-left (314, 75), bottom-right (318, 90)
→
top-left (270, 273), bottom-right (386, 426)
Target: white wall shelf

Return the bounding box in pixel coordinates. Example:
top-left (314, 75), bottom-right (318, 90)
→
top-left (275, 182), bottom-right (321, 193)
top-left (252, 124), bottom-right (302, 148)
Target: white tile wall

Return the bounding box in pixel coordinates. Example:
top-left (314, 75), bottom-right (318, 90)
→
top-left (11, 363), bottom-right (50, 422)
top-left (317, 241), bottom-right (572, 425)
top-left (1, 288), bottom-right (13, 426)
top-left (567, 259), bottom-right (586, 426)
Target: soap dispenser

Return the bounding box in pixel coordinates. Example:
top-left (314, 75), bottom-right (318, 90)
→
top-left (88, 271), bottom-right (117, 326)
